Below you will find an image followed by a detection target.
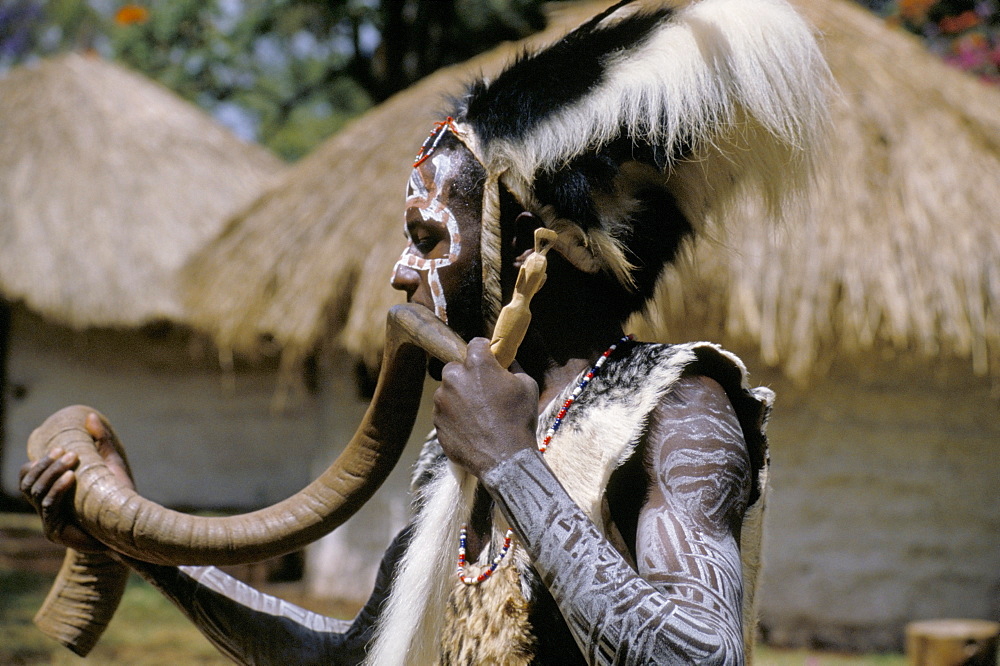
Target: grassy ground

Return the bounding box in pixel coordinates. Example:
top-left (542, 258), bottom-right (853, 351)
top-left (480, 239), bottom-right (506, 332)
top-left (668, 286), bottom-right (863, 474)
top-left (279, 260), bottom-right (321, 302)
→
top-left (1, 514), bottom-right (907, 665)
top-left (0, 568), bottom-right (909, 665)
top-left (755, 648), bottom-right (907, 665)
top-left (1, 569), bottom-right (231, 665)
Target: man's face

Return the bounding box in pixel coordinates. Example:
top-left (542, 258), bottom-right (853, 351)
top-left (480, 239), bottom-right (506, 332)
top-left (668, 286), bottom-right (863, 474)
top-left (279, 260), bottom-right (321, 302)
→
top-left (390, 140), bottom-right (485, 343)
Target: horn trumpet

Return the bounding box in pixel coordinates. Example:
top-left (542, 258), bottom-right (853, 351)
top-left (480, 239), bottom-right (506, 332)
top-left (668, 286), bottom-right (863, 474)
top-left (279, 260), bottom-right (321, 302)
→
top-left (26, 228), bottom-right (558, 656)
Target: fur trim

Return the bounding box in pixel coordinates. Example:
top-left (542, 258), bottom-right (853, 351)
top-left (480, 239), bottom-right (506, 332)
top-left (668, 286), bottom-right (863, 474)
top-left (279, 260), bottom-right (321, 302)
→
top-left (542, 343), bottom-right (692, 518)
top-left (440, 558), bottom-right (536, 665)
top-left (365, 463), bottom-right (476, 666)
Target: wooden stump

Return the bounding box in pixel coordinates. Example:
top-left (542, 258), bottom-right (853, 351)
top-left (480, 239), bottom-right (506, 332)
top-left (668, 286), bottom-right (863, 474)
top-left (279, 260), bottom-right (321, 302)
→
top-left (905, 619), bottom-right (1000, 666)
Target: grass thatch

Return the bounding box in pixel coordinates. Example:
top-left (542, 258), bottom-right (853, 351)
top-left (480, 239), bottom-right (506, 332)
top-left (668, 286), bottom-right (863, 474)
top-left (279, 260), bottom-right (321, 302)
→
top-left (0, 53), bottom-right (285, 329)
top-left (182, 0), bottom-right (1000, 382)
top-left (636, 0), bottom-right (1000, 380)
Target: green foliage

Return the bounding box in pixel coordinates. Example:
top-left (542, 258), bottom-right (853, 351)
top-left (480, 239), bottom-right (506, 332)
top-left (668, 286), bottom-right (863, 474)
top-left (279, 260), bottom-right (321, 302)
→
top-left (0, 0), bottom-right (548, 161)
top-left (266, 76), bottom-right (372, 160)
top-left (106, 0), bottom-right (380, 160)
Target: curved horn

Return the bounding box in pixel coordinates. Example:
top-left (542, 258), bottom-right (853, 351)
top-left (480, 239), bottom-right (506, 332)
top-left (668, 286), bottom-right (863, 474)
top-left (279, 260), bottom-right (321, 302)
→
top-left (27, 304), bottom-right (466, 654)
top-left (28, 305), bottom-right (468, 563)
top-left (29, 235), bottom-right (556, 655)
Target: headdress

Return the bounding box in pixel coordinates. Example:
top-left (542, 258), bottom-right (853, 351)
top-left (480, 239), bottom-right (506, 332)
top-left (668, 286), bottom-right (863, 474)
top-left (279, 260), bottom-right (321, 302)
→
top-left (417, 0), bottom-right (833, 330)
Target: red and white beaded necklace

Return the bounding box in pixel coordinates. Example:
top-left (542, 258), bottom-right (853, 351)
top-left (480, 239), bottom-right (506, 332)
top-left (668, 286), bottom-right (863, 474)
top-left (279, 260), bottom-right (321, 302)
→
top-left (457, 334), bottom-right (633, 585)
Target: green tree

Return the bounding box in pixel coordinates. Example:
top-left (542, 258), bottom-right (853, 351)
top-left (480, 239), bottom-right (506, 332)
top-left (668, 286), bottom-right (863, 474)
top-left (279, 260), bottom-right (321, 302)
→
top-left (1, 0), bottom-right (548, 160)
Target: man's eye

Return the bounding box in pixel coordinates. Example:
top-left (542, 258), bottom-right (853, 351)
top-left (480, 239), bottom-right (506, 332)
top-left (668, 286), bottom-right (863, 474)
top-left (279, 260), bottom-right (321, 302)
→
top-left (414, 235), bottom-right (440, 254)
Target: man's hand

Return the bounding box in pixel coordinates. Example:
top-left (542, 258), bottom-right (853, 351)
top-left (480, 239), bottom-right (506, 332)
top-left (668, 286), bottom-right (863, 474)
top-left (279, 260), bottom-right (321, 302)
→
top-left (433, 338), bottom-right (539, 477)
top-left (19, 413), bottom-right (134, 553)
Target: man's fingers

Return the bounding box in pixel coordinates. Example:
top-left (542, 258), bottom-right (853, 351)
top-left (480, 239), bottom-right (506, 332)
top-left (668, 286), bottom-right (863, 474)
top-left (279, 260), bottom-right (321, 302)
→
top-left (87, 411), bottom-right (126, 467)
top-left (86, 412), bottom-right (113, 456)
top-left (464, 337), bottom-right (497, 366)
top-left (37, 470), bottom-right (102, 551)
top-left (438, 359), bottom-right (461, 387)
top-left (17, 445), bottom-right (106, 552)
top-left (20, 450), bottom-right (74, 499)
top-left (440, 338), bottom-right (496, 385)
top-left (18, 461), bottom-right (40, 493)
top-left (30, 458), bottom-right (66, 501)
top-left (41, 470), bottom-right (76, 509)
top-left (84, 412), bottom-right (135, 488)
top-left (19, 447), bottom-right (63, 489)
top-left (85, 412), bottom-right (106, 439)
top-left (515, 371), bottom-right (539, 397)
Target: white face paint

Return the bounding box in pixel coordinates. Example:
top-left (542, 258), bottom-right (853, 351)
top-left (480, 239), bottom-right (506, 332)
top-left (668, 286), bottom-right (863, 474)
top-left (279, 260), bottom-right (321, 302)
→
top-left (392, 152), bottom-right (464, 323)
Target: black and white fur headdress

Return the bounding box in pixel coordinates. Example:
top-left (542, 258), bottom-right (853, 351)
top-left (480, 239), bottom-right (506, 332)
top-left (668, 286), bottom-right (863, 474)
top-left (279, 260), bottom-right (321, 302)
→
top-left (424, 0), bottom-right (833, 328)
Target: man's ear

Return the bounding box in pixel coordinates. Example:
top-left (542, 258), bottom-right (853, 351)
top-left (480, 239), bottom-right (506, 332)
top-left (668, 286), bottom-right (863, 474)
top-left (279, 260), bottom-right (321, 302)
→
top-left (512, 212), bottom-right (543, 260)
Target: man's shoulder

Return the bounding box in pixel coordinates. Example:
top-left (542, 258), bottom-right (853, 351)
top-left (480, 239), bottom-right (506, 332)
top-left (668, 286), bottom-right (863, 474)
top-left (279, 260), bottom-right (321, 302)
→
top-left (592, 339), bottom-right (759, 399)
top-left (624, 340), bottom-right (774, 410)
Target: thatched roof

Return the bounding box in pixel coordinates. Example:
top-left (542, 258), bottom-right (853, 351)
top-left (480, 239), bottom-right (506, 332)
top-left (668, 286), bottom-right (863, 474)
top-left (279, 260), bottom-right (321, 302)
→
top-left (183, 0), bottom-right (1000, 381)
top-left (0, 53), bottom-right (284, 329)
top-left (645, 0), bottom-right (1000, 379)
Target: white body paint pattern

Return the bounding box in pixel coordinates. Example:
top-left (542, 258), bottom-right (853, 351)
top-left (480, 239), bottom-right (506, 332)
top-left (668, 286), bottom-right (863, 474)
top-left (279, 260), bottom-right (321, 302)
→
top-left (392, 152), bottom-right (463, 323)
top-left (475, 343), bottom-right (769, 664)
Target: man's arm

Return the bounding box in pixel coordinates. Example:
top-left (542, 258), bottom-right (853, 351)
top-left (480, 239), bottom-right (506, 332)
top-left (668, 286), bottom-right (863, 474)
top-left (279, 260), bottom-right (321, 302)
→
top-left (435, 343), bottom-right (752, 665)
top-left (118, 525), bottom-right (411, 666)
top-left (635, 375), bottom-right (751, 657)
top-left (483, 375), bottom-right (750, 664)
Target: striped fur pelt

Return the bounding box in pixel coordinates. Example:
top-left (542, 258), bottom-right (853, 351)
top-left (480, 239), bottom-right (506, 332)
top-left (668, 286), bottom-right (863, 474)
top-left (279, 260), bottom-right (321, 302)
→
top-left (365, 341), bottom-right (772, 665)
top-left (452, 0), bottom-right (834, 327)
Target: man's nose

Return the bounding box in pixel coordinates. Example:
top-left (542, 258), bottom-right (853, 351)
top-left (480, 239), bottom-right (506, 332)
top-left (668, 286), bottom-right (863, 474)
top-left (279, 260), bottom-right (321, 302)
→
top-left (390, 261), bottom-right (420, 297)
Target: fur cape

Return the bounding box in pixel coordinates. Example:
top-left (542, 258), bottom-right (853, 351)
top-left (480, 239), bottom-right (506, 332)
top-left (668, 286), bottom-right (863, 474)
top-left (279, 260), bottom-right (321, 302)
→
top-left (365, 341), bottom-right (772, 665)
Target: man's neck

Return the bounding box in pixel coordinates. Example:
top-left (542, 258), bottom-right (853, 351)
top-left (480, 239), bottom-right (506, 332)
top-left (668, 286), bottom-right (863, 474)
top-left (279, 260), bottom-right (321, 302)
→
top-left (517, 319), bottom-right (627, 409)
top-left (500, 251), bottom-right (628, 408)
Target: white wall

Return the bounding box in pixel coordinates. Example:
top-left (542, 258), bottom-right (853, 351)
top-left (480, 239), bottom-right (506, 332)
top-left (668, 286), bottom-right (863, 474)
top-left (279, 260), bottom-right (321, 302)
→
top-left (754, 354), bottom-right (1000, 650)
top-left (304, 380), bottom-right (437, 603)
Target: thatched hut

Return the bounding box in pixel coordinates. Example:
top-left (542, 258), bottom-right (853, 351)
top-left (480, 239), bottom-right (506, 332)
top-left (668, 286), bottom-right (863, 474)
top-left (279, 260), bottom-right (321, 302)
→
top-left (183, 0), bottom-right (999, 651)
top-left (0, 54), bottom-right (320, 513)
top-left (689, 0), bottom-right (1000, 649)
top-left (0, 53), bottom-right (286, 327)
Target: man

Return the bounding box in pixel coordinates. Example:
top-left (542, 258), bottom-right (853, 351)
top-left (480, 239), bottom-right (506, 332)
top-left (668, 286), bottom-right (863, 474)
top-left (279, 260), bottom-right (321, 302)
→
top-left (21, 0), bottom-right (831, 663)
